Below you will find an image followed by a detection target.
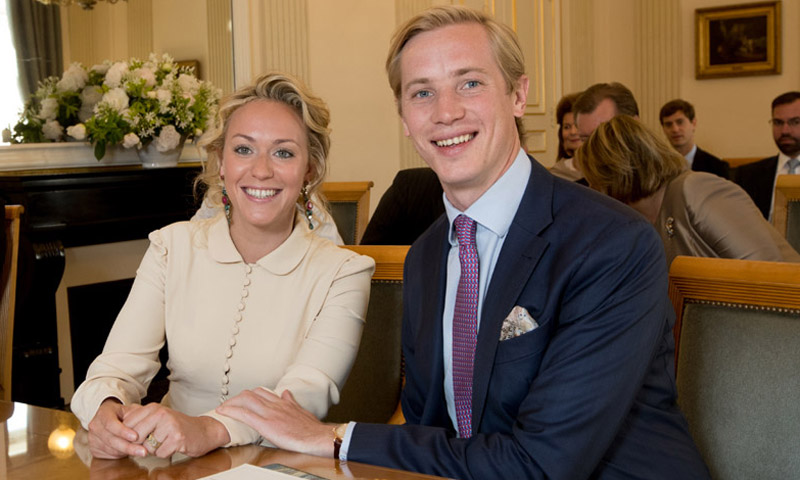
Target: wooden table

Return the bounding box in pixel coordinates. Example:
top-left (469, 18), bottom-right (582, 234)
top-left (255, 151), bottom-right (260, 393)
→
top-left (0, 401), bottom-right (449, 479)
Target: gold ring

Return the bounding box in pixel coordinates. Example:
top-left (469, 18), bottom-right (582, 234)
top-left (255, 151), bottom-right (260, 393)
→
top-left (145, 433), bottom-right (162, 450)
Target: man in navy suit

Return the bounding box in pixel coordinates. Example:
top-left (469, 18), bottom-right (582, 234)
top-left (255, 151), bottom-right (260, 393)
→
top-left (735, 91), bottom-right (800, 220)
top-left (217, 6), bottom-right (709, 479)
top-left (659, 99), bottom-right (729, 179)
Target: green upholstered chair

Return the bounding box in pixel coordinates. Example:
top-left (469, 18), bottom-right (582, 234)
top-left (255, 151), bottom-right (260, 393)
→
top-left (772, 174), bottom-right (800, 253)
top-left (668, 256), bottom-right (800, 480)
top-left (320, 181), bottom-right (373, 245)
top-left (323, 245), bottom-right (408, 424)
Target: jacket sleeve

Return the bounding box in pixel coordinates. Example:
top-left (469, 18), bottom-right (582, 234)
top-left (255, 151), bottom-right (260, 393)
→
top-left (70, 230), bottom-right (168, 429)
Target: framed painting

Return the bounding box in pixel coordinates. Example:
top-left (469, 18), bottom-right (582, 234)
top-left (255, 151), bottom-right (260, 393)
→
top-left (695, 1), bottom-right (781, 79)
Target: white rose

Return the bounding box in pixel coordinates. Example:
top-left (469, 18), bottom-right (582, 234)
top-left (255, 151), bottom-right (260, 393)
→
top-left (57, 63), bottom-right (88, 91)
top-left (122, 132), bottom-right (140, 149)
top-left (155, 125), bottom-right (181, 152)
top-left (66, 123), bottom-right (87, 141)
top-left (99, 88), bottom-right (129, 113)
top-left (42, 119), bottom-right (63, 140)
top-left (135, 67), bottom-right (156, 87)
top-left (38, 97), bottom-right (58, 120)
top-left (104, 61), bottom-right (129, 88)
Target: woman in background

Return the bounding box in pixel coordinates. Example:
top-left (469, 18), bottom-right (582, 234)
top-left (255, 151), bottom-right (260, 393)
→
top-left (71, 73), bottom-right (374, 459)
top-left (549, 92), bottom-right (583, 182)
top-left (575, 115), bottom-right (800, 266)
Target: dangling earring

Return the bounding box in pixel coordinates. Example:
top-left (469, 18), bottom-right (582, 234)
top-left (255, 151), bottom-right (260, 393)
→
top-left (302, 185), bottom-right (314, 230)
top-left (222, 187), bottom-right (232, 222)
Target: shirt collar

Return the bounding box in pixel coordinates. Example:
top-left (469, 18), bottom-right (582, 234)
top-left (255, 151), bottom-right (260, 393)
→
top-left (444, 148), bottom-right (531, 244)
top-left (684, 144), bottom-right (698, 165)
top-left (207, 211), bottom-right (313, 275)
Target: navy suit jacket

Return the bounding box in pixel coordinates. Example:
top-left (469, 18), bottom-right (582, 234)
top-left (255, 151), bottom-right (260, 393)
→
top-left (349, 159), bottom-right (708, 479)
top-left (692, 146), bottom-right (730, 179)
top-left (734, 155), bottom-right (778, 219)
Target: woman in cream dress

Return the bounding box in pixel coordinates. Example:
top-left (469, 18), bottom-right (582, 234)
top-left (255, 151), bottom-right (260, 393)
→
top-left (575, 115), bottom-right (799, 267)
top-left (71, 73), bottom-right (375, 459)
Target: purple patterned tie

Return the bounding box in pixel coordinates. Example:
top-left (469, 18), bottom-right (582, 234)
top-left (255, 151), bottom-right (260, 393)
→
top-left (453, 214), bottom-right (479, 438)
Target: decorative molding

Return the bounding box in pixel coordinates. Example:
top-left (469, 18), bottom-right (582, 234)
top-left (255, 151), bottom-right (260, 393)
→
top-left (232, 0), bottom-right (310, 87)
top-left (634, 0), bottom-right (680, 131)
top-left (397, 0), bottom-right (433, 169)
top-left (206, 0), bottom-right (233, 93)
top-left (126, 0), bottom-right (152, 60)
top-left (524, 129), bottom-right (547, 153)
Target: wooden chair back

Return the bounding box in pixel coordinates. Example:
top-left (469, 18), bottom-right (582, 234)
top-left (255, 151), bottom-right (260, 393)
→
top-left (723, 156), bottom-right (764, 168)
top-left (772, 174), bottom-right (800, 252)
top-left (668, 256), bottom-right (800, 479)
top-left (323, 245), bottom-right (408, 424)
top-left (1, 205), bottom-right (23, 402)
top-left (320, 181), bottom-right (373, 244)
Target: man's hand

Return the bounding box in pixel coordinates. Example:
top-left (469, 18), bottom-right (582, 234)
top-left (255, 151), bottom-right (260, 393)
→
top-left (121, 403), bottom-right (231, 458)
top-left (217, 388), bottom-right (335, 457)
top-left (87, 398), bottom-right (147, 459)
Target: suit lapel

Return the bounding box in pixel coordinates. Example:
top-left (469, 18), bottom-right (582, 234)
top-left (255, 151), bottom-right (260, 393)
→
top-left (416, 218), bottom-right (451, 424)
top-left (471, 159), bottom-right (554, 433)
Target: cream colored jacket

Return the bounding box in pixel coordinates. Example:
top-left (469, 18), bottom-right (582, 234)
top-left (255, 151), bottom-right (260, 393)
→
top-left (71, 213), bottom-right (375, 446)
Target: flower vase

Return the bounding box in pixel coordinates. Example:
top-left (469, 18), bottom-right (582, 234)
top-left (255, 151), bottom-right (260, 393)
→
top-left (138, 138), bottom-right (185, 168)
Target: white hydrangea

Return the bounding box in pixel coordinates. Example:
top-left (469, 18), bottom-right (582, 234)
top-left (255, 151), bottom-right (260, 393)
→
top-left (177, 73), bottom-right (200, 95)
top-left (81, 85), bottom-right (103, 106)
top-left (42, 119), bottom-right (63, 140)
top-left (156, 88), bottom-right (172, 112)
top-left (57, 63), bottom-right (88, 91)
top-left (66, 123), bottom-right (86, 141)
top-left (38, 97), bottom-right (58, 120)
top-left (155, 125), bottom-right (181, 152)
top-left (122, 132), bottom-right (140, 149)
top-left (98, 88), bottom-right (129, 113)
top-left (104, 61), bottom-right (129, 88)
top-left (135, 67), bottom-right (156, 87)
top-left (91, 62), bottom-right (111, 75)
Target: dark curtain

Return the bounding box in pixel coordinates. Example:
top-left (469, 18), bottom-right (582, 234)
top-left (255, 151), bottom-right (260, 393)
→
top-left (8, 0), bottom-right (63, 100)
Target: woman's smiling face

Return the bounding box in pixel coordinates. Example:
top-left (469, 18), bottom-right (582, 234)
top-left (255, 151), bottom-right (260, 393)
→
top-left (220, 99), bottom-right (311, 235)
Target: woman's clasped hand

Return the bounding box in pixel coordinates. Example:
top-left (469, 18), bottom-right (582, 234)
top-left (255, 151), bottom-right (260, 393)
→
top-left (88, 398), bottom-right (231, 459)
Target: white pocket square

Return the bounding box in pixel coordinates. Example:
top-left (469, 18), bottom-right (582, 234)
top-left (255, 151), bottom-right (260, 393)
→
top-left (499, 306), bottom-right (539, 341)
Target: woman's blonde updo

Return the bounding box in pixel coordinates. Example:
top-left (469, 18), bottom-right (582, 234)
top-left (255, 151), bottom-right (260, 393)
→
top-left (196, 72), bottom-right (331, 212)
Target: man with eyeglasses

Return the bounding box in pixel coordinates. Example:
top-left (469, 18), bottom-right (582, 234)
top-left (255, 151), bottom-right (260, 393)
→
top-left (735, 91), bottom-right (800, 219)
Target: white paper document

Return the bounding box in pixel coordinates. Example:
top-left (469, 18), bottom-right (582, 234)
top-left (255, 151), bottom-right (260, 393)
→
top-left (199, 463), bottom-right (328, 479)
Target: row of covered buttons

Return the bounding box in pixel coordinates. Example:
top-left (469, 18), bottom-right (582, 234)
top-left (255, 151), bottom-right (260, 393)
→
top-left (220, 264), bottom-right (253, 404)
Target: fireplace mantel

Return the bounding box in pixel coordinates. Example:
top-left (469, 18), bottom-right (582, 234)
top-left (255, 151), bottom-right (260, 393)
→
top-left (0, 163), bottom-right (202, 407)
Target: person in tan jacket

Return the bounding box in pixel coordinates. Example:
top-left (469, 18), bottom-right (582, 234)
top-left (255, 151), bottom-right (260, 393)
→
top-left (575, 115), bottom-right (800, 267)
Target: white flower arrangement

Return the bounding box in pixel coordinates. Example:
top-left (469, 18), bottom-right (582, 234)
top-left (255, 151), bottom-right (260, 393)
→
top-left (8, 53), bottom-right (221, 160)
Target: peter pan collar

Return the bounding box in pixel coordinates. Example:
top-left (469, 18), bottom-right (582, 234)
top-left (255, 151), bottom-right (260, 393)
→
top-left (207, 212), bottom-right (313, 275)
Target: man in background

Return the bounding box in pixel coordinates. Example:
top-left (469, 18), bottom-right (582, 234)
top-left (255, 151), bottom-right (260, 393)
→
top-left (735, 91), bottom-right (800, 219)
top-left (659, 99), bottom-right (729, 178)
top-left (573, 82), bottom-right (639, 144)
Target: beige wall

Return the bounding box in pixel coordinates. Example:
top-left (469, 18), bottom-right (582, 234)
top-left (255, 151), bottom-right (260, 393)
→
top-left (679, 0), bottom-right (799, 159)
top-left (152, 1), bottom-right (209, 73)
top-left (306, 0), bottom-right (402, 208)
